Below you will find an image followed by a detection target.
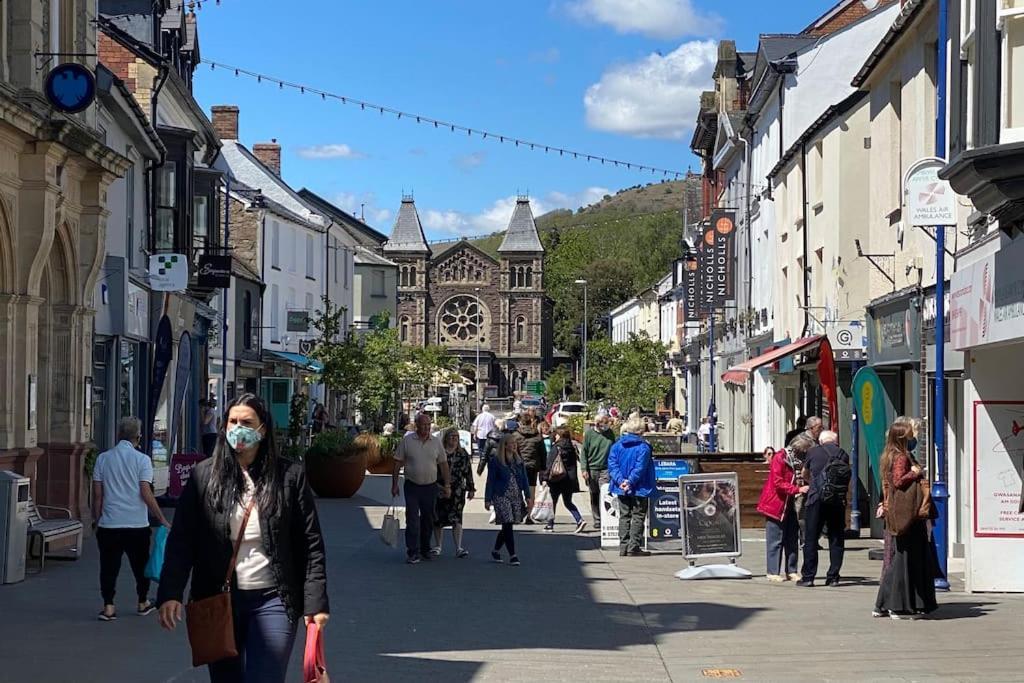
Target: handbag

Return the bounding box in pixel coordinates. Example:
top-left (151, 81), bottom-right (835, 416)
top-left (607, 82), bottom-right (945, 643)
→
top-left (530, 483), bottom-right (555, 523)
top-left (918, 478), bottom-right (938, 520)
top-left (144, 525), bottom-right (169, 582)
top-left (185, 498), bottom-right (256, 668)
top-left (303, 622), bottom-right (330, 683)
top-left (548, 454), bottom-right (567, 483)
top-left (380, 502), bottom-right (400, 547)
top-left (885, 478), bottom-right (924, 536)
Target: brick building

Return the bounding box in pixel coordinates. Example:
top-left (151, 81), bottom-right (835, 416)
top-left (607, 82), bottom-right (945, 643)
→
top-left (385, 197), bottom-right (553, 396)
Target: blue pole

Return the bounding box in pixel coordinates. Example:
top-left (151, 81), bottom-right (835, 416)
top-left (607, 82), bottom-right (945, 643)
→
top-left (932, 0), bottom-right (950, 591)
top-left (850, 408), bottom-right (861, 534)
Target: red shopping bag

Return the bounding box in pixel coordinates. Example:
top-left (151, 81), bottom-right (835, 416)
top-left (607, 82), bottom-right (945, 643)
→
top-left (303, 622), bottom-right (329, 683)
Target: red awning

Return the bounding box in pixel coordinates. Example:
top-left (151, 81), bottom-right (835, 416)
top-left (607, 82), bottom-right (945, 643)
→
top-left (721, 335), bottom-right (826, 386)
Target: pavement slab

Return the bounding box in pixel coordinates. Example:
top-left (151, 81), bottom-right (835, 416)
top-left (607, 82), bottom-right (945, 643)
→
top-left (1, 472), bottom-right (1022, 682)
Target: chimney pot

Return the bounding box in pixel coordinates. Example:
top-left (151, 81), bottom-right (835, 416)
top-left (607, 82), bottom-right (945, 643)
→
top-left (211, 105), bottom-right (239, 140)
top-left (253, 141), bottom-right (282, 176)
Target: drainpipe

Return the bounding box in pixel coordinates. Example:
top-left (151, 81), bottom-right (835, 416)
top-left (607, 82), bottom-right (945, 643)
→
top-left (800, 142), bottom-right (811, 414)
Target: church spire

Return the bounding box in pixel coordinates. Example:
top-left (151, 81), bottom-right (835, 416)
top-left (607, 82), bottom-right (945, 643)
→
top-left (384, 195), bottom-right (430, 254)
top-left (498, 196), bottom-right (544, 253)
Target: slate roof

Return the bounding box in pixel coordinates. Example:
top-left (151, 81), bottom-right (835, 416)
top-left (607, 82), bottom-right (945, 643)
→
top-left (383, 198), bottom-right (430, 254)
top-left (851, 0), bottom-right (928, 87)
top-left (353, 246), bottom-right (397, 268)
top-left (297, 189), bottom-right (388, 246)
top-left (498, 198), bottom-right (544, 253)
top-left (216, 141), bottom-right (324, 228)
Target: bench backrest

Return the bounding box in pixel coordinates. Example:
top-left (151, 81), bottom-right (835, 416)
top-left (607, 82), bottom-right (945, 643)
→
top-left (25, 497), bottom-right (43, 526)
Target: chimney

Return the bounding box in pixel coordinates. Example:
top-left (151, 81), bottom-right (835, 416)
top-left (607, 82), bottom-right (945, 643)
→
top-left (253, 140), bottom-right (282, 176)
top-left (211, 105), bottom-right (239, 140)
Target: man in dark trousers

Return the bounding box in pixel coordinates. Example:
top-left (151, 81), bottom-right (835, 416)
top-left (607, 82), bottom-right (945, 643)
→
top-left (796, 430), bottom-right (849, 586)
top-left (581, 414), bottom-right (615, 530)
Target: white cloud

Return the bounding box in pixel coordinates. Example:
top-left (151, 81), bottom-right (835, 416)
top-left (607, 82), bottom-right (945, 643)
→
top-left (584, 40), bottom-right (717, 139)
top-left (421, 187), bottom-right (610, 238)
top-left (567, 0), bottom-right (722, 39)
top-left (297, 144), bottom-right (367, 160)
top-left (452, 151), bottom-right (487, 172)
top-left (332, 192), bottom-right (392, 225)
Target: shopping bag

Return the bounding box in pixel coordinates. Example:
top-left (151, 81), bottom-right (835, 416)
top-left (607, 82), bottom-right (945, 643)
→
top-left (303, 622), bottom-right (330, 683)
top-left (548, 454), bottom-right (567, 483)
top-left (144, 526), bottom-right (169, 582)
top-left (530, 483), bottom-right (555, 523)
top-left (488, 508), bottom-right (497, 525)
top-left (380, 503), bottom-right (400, 547)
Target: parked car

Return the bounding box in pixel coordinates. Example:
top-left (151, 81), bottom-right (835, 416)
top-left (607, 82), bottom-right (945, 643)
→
top-left (547, 401), bottom-right (588, 428)
top-left (520, 396), bottom-right (545, 415)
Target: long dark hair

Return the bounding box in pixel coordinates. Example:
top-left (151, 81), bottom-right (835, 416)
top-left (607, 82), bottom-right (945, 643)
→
top-left (208, 393), bottom-right (281, 516)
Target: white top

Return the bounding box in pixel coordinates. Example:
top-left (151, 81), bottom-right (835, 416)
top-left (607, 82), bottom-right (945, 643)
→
top-left (395, 432), bottom-right (447, 485)
top-left (230, 469), bottom-right (275, 590)
top-left (93, 440), bottom-right (153, 528)
top-left (472, 411), bottom-right (496, 439)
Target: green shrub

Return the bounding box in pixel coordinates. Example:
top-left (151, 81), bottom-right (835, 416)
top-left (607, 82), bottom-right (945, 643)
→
top-left (378, 432), bottom-right (401, 456)
top-left (305, 429), bottom-right (355, 461)
top-left (83, 447), bottom-right (99, 478)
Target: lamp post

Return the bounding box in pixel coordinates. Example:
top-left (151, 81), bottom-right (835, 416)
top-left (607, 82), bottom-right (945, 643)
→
top-left (475, 286), bottom-right (482, 413)
top-left (574, 279), bottom-right (588, 402)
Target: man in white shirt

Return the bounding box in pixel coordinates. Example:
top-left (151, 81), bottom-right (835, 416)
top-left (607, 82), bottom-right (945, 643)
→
top-left (697, 417), bottom-right (712, 450)
top-left (92, 417), bottom-right (170, 621)
top-left (471, 405), bottom-right (497, 457)
top-left (392, 413), bottom-right (452, 564)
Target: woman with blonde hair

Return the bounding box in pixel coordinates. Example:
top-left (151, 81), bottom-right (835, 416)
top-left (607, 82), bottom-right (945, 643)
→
top-left (873, 418), bottom-right (938, 619)
top-left (484, 434), bottom-right (532, 566)
top-left (432, 428), bottom-right (476, 558)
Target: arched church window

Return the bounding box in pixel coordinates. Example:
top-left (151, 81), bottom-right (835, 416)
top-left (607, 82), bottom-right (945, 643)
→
top-left (399, 316), bottom-right (410, 343)
top-left (410, 265), bottom-right (417, 287)
top-left (515, 316), bottom-right (526, 345)
top-left (526, 267), bottom-right (533, 288)
top-left (438, 296), bottom-right (490, 345)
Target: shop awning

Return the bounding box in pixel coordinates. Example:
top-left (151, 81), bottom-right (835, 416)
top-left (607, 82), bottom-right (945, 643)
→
top-left (265, 350), bottom-right (323, 373)
top-left (721, 335), bottom-right (826, 386)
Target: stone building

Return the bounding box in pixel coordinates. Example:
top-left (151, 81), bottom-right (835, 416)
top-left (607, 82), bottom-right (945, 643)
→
top-left (384, 196), bottom-right (552, 396)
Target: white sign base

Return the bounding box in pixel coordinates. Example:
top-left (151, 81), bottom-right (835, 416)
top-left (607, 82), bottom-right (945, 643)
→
top-left (675, 563), bottom-right (752, 580)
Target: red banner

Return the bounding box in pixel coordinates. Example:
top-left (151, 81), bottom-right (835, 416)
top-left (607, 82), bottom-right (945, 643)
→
top-left (817, 337), bottom-right (838, 429)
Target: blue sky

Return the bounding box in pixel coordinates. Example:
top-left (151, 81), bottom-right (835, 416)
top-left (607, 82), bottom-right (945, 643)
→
top-left (192, 1), bottom-right (837, 240)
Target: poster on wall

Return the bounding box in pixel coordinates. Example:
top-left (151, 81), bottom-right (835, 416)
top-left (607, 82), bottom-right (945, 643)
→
top-left (973, 401), bottom-right (1024, 537)
top-left (600, 486), bottom-right (621, 548)
top-left (679, 473), bottom-right (741, 559)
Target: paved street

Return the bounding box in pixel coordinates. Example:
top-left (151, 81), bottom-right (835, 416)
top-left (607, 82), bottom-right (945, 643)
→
top-left (2, 473), bottom-right (1023, 683)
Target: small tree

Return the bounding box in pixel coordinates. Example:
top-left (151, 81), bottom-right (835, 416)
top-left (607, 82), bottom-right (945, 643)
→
top-left (543, 366), bottom-right (573, 403)
top-left (587, 332), bottom-right (671, 414)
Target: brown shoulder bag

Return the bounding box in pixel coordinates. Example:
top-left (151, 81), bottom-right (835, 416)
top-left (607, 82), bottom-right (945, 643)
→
top-left (186, 498), bottom-right (256, 667)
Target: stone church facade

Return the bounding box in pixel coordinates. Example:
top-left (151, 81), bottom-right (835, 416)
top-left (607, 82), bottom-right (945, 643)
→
top-left (384, 196), bottom-right (552, 396)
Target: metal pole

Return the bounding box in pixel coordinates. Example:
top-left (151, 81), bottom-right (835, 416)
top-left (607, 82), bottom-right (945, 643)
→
top-left (850, 408), bottom-right (861, 534)
top-left (582, 284), bottom-right (588, 402)
top-left (475, 287), bottom-right (481, 412)
top-left (708, 311), bottom-right (717, 453)
top-left (221, 177), bottom-right (230, 410)
top-left (932, 0), bottom-right (950, 591)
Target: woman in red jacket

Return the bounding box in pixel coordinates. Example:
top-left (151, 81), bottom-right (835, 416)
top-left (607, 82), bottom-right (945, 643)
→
top-left (757, 433), bottom-right (813, 581)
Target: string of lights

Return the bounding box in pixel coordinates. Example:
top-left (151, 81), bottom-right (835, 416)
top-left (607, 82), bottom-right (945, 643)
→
top-left (202, 59), bottom-right (689, 179)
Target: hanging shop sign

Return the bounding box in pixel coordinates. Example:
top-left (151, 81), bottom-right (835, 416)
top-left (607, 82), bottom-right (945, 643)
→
top-left (951, 238), bottom-right (1024, 351)
top-left (197, 254), bottom-right (232, 289)
top-left (148, 254), bottom-right (189, 292)
top-left (904, 157), bottom-right (957, 227)
top-left (679, 472), bottom-right (741, 559)
top-left (867, 293), bottom-right (920, 365)
top-left (683, 255), bottom-right (700, 322)
top-left (287, 310), bottom-right (310, 332)
top-left (827, 321), bottom-right (866, 361)
top-left (44, 63), bottom-right (96, 114)
top-left (707, 209), bottom-right (736, 303)
top-left (972, 401), bottom-right (1024, 537)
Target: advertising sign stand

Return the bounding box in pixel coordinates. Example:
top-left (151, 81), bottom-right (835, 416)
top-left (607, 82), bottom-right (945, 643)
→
top-left (674, 472), bottom-right (751, 580)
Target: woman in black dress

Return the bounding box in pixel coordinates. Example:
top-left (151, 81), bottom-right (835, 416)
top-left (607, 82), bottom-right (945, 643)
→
top-left (433, 428), bottom-right (476, 558)
top-left (544, 426), bottom-right (587, 533)
top-left (874, 420), bottom-right (938, 619)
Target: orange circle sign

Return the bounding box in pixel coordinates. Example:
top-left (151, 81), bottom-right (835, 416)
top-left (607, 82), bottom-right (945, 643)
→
top-left (704, 229), bottom-right (715, 246)
top-left (716, 216), bottom-right (734, 235)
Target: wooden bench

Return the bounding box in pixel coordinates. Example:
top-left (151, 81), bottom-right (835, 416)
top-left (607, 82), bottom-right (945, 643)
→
top-left (26, 497), bottom-right (84, 572)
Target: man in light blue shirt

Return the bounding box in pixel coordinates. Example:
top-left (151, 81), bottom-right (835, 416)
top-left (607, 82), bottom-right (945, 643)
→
top-left (92, 417), bottom-right (169, 621)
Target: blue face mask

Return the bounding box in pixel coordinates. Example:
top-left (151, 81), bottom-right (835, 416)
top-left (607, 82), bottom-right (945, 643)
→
top-left (226, 425), bottom-right (263, 450)
top-left (907, 437), bottom-right (918, 452)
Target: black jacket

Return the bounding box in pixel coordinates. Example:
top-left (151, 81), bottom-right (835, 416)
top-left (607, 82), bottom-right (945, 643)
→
top-left (545, 438), bottom-right (581, 494)
top-left (512, 426), bottom-right (547, 473)
top-left (157, 458), bottom-right (329, 624)
top-left (476, 428), bottom-right (503, 476)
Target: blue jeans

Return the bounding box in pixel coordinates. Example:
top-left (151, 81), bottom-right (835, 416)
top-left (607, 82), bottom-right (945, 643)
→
top-left (208, 589), bottom-right (297, 683)
top-left (404, 480), bottom-right (438, 558)
top-left (765, 500), bottom-right (799, 576)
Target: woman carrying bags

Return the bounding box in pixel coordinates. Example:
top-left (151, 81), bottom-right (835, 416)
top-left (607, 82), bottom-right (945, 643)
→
top-left (543, 426), bottom-right (587, 533)
top-left (157, 394), bottom-right (329, 682)
top-left (756, 433), bottom-right (813, 581)
top-left (873, 420), bottom-right (939, 619)
top-left (485, 434), bottom-right (532, 566)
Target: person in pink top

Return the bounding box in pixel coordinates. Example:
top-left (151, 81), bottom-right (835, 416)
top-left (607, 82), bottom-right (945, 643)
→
top-left (757, 433), bottom-right (814, 581)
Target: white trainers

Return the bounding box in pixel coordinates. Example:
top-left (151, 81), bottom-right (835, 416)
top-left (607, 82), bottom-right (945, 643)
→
top-left (766, 574), bottom-right (786, 583)
top-left (787, 573), bottom-right (802, 582)
top-left (575, 519), bottom-right (588, 534)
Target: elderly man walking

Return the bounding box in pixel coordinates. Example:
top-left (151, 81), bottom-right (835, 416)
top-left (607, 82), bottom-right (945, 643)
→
top-left (92, 417), bottom-right (170, 621)
top-left (608, 417), bottom-right (656, 557)
top-left (471, 405), bottom-right (497, 459)
top-left (581, 415), bottom-right (615, 531)
top-left (797, 430), bottom-right (851, 586)
top-left (392, 414), bottom-right (453, 564)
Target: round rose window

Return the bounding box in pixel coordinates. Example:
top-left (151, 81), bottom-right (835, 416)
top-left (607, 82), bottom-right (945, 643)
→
top-left (439, 296), bottom-right (488, 344)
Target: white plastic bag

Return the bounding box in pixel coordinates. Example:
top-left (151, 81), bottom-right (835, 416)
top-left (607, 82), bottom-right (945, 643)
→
top-left (381, 503), bottom-right (401, 547)
top-left (530, 484), bottom-right (555, 523)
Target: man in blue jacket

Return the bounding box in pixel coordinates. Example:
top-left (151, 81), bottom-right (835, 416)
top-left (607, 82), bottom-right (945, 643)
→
top-left (607, 416), bottom-right (656, 557)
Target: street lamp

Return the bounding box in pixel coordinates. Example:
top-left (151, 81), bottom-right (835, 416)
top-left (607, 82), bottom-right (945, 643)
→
top-left (574, 279), bottom-right (588, 402)
top-left (474, 286), bottom-right (482, 412)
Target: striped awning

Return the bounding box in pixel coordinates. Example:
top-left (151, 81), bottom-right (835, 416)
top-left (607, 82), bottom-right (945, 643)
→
top-left (721, 335), bottom-right (825, 386)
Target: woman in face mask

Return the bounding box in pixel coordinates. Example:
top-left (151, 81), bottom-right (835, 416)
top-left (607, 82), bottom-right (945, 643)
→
top-left (156, 394), bottom-right (329, 682)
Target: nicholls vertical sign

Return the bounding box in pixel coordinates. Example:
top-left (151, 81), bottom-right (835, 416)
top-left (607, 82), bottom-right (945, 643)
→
top-left (708, 209), bottom-right (736, 304)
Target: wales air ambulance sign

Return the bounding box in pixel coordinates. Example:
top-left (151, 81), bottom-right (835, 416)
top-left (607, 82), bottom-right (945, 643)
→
top-left (904, 157), bottom-right (957, 227)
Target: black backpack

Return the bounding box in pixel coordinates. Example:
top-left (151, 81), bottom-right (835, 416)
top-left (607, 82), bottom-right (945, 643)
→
top-left (820, 451), bottom-right (852, 504)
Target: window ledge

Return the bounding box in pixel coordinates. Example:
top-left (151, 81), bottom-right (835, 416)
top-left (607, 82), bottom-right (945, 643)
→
top-left (305, 275), bottom-right (316, 282)
top-left (271, 266), bottom-right (281, 271)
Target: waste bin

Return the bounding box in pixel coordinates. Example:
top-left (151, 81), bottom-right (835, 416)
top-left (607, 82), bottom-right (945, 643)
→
top-left (0, 471), bottom-right (29, 584)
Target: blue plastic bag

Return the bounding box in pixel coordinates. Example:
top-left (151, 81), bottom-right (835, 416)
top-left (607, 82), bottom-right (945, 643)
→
top-left (145, 526), bottom-right (169, 582)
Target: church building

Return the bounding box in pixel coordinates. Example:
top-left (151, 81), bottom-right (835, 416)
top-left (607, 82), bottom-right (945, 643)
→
top-left (384, 196), bottom-right (553, 396)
